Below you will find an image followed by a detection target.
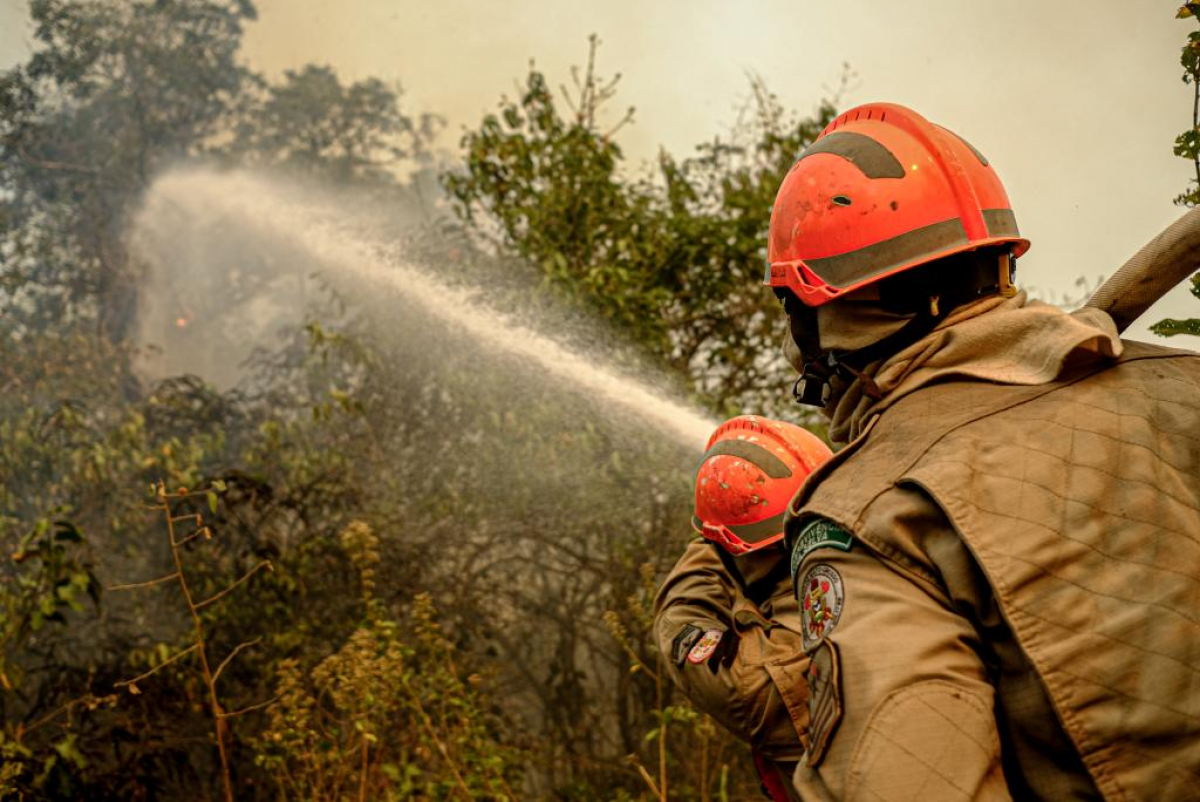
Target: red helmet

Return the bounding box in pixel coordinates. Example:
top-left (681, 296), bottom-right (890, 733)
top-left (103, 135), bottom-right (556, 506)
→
top-left (693, 416), bottom-right (832, 555)
top-left (765, 102), bottom-right (1029, 307)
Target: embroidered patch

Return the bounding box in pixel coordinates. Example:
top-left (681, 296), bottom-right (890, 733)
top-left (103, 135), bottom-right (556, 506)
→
top-left (800, 564), bottom-right (845, 651)
top-left (670, 624), bottom-right (705, 666)
top-left (687, 629), bottom-right (724, 664)
top-left (805, 639), bottom-right (843, 767)
top-left (790, 518), bottom-right (854, 579)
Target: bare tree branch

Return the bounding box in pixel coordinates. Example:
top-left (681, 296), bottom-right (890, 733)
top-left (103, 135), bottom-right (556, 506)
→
top-left (115, 643), bottom-right (200, 689)
top-left (212, 637), bottom-right (262, 686)
top-left (108, 571), bottom-right (180, 591)
top-left (217, 695), bottom-right (279, 719)
top-left (194, 560), bottom-right (273, 610)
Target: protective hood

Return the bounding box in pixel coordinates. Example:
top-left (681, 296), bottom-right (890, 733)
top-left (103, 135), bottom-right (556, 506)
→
top-left (822, 291), bottom-right (1123, 443)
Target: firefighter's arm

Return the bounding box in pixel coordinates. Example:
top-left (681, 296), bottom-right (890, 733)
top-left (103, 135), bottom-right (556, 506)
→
top-left (653, 539), bottom-right (803, 757)
top-left (654, 539), bottom-right (736, 654)
top-left (791, 487), bottom-right (1013, 800)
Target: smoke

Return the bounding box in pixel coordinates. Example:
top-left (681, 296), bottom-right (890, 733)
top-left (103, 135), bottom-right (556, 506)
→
top-left (128, 167), bottom-right (412, 389)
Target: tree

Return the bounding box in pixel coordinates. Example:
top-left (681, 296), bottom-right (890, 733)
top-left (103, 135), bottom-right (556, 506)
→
top-left (0, 3), bottom-right (464, 796)
top-left (2, 8), bottom-right (835, 796)
top-left (0, 0), bottom-right (259, 342)
top-left (231, 65), bottom-right (442, 184)
top-left (445, 36), bottom-right (838, 417)
top-left (1, 0), bottom-right (432, 346)
top-left (1155, 4), bottom-right (1200, 338)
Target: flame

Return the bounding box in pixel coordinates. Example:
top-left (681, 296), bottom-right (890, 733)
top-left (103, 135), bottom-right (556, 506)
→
top-left (176, 317), bottom-right (188, 328)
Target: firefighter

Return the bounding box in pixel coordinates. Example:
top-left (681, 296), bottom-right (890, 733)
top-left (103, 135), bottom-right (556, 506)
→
top-left (765, 102), bottom-right (1200, 800)
top-left (655, 415), bottom-right (832, 800)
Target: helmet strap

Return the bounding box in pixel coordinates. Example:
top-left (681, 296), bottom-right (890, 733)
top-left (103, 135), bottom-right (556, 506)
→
top-left (998, 252), bottom-right (1018, 298)
top-left (781, 293), bottom-right (832, 406)
top-left (792, 355), bottom-right (836, 407)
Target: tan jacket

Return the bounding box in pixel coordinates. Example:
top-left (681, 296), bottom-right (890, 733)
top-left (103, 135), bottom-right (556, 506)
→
top-left (654, 540), bottom-right (809, 778)
top-left (789, 340), bottom-right (1200, 800)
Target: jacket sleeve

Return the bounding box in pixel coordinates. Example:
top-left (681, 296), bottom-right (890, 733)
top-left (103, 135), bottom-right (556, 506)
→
top-left (792, 486), bottom-right (1014, 801)
top-left (653, 539), bottom-right (806, 761)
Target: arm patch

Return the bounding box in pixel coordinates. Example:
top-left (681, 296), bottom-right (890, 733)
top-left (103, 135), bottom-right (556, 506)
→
top-left (670, 623), bottom-right (705, 666)
top-left (790, 518), bottom-right (854, 580)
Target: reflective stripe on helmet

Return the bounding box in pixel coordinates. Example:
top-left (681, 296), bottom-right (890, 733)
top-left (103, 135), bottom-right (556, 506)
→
top-left (697, 439), bottom-right (793, 480)
top-left (983, 208), bottom-right (1020, 238)
top-left (805, 218), bottom-right (969, 289)
top-left (725, 511), bottom-right (788, 543)
top-left (692, 512), bottom-right (787, 549)
top-left (777, 208), bottom-right (1023, 293)
top-left (792, 131), bottom-right (906, 179)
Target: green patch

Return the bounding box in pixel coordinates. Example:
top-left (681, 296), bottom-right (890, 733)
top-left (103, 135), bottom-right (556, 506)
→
top-left (790, 518), bottom-right (854, 578)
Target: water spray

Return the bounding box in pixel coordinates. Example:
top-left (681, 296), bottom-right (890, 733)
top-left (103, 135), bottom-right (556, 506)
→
top-left (131, 168), bottom-right (718, 448)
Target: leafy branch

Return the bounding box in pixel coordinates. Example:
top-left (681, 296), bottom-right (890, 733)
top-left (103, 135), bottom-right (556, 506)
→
top-left (3, 518), bottom-right (100, 692)
top-left (1153, 6), bottom-right (1200, 338)
top-left (1177, 3), bottom-right (1200, 207)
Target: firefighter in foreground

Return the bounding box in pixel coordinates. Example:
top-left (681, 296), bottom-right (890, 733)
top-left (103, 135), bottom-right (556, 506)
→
top-left (654, 415), bottom-right (831, 800)
top-left (766, 102), bottom-right (1200, 800)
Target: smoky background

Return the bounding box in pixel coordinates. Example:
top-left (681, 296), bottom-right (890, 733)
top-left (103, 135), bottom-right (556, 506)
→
top-left (123, 161), bottom-right (719, 792)
top-left (2, 1), bottom-right (1197, 798)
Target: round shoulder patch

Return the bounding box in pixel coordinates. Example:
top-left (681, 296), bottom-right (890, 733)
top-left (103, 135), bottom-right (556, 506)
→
top-left (799, 564), bottom-right (845, 651)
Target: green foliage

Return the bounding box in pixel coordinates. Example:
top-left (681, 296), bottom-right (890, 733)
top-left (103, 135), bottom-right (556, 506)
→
top-left (0, 326), bottom-right (233, 549)
top-left (445, 36), bottom-right (837, 416)
top-left (0, 311), bottom-right (383, 796)
top-left (1158, 8), bottom-right (1200, 337)
top-left (1, 515), bottom-right (104, 799)
top-left (2, 4), bottom-right (822, 798)
top-left (445, 40), bottom-right (658, 341)
top-left (1151, 315), bottom-right (1200, 336)
top-left (0, 15), bottom-right (439, 790)
top-left (1175, 4), bottom-right (1200, 207)
top-left (2, 516), bottom-right (98, 691)
top-left (2, 727), bottom-right (88, 800)
top-left (1150, 271), bottom-right (1200, 336)
top-left (1, 0), bottom-right (424, 344)
top-left (255, 528), bottom-right (522, 800)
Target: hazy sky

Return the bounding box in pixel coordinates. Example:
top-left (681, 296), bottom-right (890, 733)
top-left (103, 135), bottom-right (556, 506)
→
top-left (3, 0), bottom-right (1198, 346)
